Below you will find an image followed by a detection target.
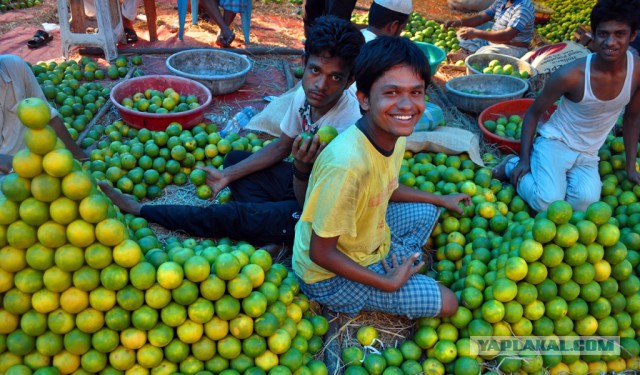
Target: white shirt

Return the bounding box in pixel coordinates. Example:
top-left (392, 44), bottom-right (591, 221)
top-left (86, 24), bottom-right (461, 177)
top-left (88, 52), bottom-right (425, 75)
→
top-left (0, 55), bottom-right (56, 156)
top-left (361, 29), bottom-right (378, 43)
top-left (279, 85), bottom-right (361, 138)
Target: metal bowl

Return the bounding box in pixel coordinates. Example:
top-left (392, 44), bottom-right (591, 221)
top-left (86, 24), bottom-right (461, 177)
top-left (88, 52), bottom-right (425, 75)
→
top-left (445, 74), bottom-right (529, 113)
top-left (166, 49), bottom-right (252, 96)
top-left (465, 53), bottom-right (536, 78)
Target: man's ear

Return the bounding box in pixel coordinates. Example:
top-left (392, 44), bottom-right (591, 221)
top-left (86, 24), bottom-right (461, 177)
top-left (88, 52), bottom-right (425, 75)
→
top-left (631, 29), bottom-right (638, 43)
top-left (387, 20), bottom-right (402, 36)
top-left (356, 90), bottom-right (369, 111)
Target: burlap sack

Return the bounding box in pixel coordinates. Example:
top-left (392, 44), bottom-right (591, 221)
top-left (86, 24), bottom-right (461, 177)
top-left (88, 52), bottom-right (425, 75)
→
top-left (406, 126), bottom-right (485, 166)
top-left (244, 84), bottom-right (300, 136)
top-left (522, 41), bottom-right (590, 93)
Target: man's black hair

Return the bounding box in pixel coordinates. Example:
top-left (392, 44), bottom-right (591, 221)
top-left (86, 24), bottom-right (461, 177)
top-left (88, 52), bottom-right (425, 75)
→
top-left (304, 15), bottom-right (365, 76)
top-left (355, 36), bottom-right (430, 97)
top-left (369, 2), bottom-right (409, 30)
top-left (591, 0), bottom-right (640, 33)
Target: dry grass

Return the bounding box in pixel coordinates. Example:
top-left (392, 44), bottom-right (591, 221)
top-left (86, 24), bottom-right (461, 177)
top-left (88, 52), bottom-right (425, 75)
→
top-left (320, 311), bottom-right (416, 373)
top-left (0, 0), bottom-right (58, 35)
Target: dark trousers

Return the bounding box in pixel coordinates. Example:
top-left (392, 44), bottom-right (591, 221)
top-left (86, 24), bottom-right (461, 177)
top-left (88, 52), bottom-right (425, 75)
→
top-left (141, 151), bottom-right (301, 245)
top-left (303, 0), bottom-right (358, 34)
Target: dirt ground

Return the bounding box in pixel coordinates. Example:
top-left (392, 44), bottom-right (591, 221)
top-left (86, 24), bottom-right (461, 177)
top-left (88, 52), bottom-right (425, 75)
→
top-left (0, 0), bottom-right (468, 61)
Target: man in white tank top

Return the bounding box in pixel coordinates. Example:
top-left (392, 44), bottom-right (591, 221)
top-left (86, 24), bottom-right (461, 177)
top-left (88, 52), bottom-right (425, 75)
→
top-left (492, 0), bottom-right (640, 212)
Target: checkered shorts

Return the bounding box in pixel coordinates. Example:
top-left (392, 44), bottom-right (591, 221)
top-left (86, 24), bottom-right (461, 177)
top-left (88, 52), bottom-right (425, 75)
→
top-left (220, 0), bottom-right (249, 13)
top-left (298, 202), bottom-right (443, 318)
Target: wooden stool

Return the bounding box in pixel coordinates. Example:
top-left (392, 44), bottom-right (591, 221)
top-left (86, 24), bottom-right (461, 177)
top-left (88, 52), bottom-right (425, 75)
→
top-left (58, 0), bottom-right (125, 61)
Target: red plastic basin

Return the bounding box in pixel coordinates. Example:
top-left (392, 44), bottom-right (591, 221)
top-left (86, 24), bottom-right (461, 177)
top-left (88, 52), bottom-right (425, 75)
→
top-left (478, 98), bottom-right (557, 154)
top-left (110, 75), bottom-right (213, 131)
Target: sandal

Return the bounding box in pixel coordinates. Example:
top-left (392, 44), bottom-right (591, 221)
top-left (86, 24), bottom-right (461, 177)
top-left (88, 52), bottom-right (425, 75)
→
top-left (124, 28), bottom-right (138, 43)
top-left (215, 31), bottom-right (235, 48)
top-left (27, 30), bottom-right (53, 49)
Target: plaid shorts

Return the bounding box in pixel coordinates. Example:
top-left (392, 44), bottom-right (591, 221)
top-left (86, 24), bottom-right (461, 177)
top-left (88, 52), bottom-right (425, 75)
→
top-left (220, 0), bottom-right (249, 13)
top-left (299, 202), bottom-right (443, 318)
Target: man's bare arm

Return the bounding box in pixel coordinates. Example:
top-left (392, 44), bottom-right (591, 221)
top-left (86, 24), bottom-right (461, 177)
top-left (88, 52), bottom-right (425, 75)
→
top-left (444, 12), bottom-right (492, 29)
top-left (623, 86), bottom-right (640, 184)
top-left (458, 27), bottom-right (520, 44)
top-left (309, 232), bottom-right (422, 292)
top-left (390, 184), bottom-right (470, 214)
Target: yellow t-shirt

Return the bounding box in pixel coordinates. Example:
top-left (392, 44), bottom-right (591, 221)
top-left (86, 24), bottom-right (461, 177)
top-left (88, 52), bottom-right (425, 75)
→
top-left (292, 125), bottom-right (406, 284)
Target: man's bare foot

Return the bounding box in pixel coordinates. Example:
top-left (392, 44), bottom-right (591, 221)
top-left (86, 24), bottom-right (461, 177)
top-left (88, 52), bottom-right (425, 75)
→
top-left (98, 182), bottom-right (142, 216)
top-left (216, 30), bottom-right (235, 48)
top-left (491, 154), bottom-right (516, 181)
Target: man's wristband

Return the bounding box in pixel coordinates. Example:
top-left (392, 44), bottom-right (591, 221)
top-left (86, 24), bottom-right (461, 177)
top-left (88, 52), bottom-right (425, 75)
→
top-left (292, 163), bottom-right (311, 181)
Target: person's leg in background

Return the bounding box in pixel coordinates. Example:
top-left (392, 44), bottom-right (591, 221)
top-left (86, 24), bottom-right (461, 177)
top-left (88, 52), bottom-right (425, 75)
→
top-left (82, 0), bottom-right (140, 42)
top-left (302, 0), bottom-right (357, 36)
top-left (325, 0), bottom-right (357, 21)
top-left (302, 0), bottom-right (325, 37)
top-left (120, 0), bottom-right (142, 42)
top-left (201, 0), bottom-right (236, 46)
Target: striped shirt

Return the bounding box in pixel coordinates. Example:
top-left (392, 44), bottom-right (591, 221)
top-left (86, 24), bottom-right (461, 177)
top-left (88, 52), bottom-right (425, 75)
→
top-left (485, 0), bottom-right (535, 45)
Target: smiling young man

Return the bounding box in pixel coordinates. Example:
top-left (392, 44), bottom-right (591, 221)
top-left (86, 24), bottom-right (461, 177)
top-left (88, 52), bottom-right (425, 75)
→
top-left (492, 0), bottom-right (640, 212)
top-left (101, 16), bottom-right (364, 247)
top-left (292, 36), bottom-right (470, 318)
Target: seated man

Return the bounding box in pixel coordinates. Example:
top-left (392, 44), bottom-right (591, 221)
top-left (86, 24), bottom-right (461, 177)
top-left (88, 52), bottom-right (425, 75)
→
top-left (1, 55), bottom-right (86, 179)
top-left (444, 0), bottom-right (535, 58)
top-left (200, 0), bottom-right (249, 47)
top-left (292, 36), bottom-right (469, 318)
top-left (361, 0), bottom-right (412, 42)
top-left (492, 0), bottom-right (640, 212)
top-left (100, 16), bottom-right (365, 246)
top-left (83, 0), bottom-right (142, 42)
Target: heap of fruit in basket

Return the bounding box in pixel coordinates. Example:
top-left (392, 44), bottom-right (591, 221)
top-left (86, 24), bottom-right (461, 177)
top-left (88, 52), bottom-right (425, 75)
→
top-left (120, 87), bottom-right (201, 114)
top-left (483, 114), bottom-right (523, 140)
top-left (470, 59), bottom-right (530, 79)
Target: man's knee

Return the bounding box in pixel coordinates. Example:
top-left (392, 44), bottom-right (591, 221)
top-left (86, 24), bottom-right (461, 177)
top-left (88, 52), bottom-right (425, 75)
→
top-left (520, 184), bottom-right (565, 213)
top-left (223, 151), bottom-right (252, 168)
top-left (438, 284), bottom-right (458, 317)
top-left (568, 186), bottom-right (601, 212)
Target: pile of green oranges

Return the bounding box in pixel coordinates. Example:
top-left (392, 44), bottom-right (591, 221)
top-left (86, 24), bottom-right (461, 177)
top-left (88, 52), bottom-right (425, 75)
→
top-left (0, 98), bottom-right (330, 375)
top-left (535, 0), bottom-right (595, 44)
top-left (83, 121), bottom-right (270, 200)
top-left (31, 56), bottom-right (144, 138)
top-left (351, 11), bottom-right (459, 53)
top-left (401, 14), bottom-right (459, 53)
top-left (0, 0), bottom-right (41, 12)
top-left (482, 114), bottom-right (524, 141)
top-left (30, 59), bottom-right (110, 138)
top-left (119, 88), bottom-right (201, 114)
